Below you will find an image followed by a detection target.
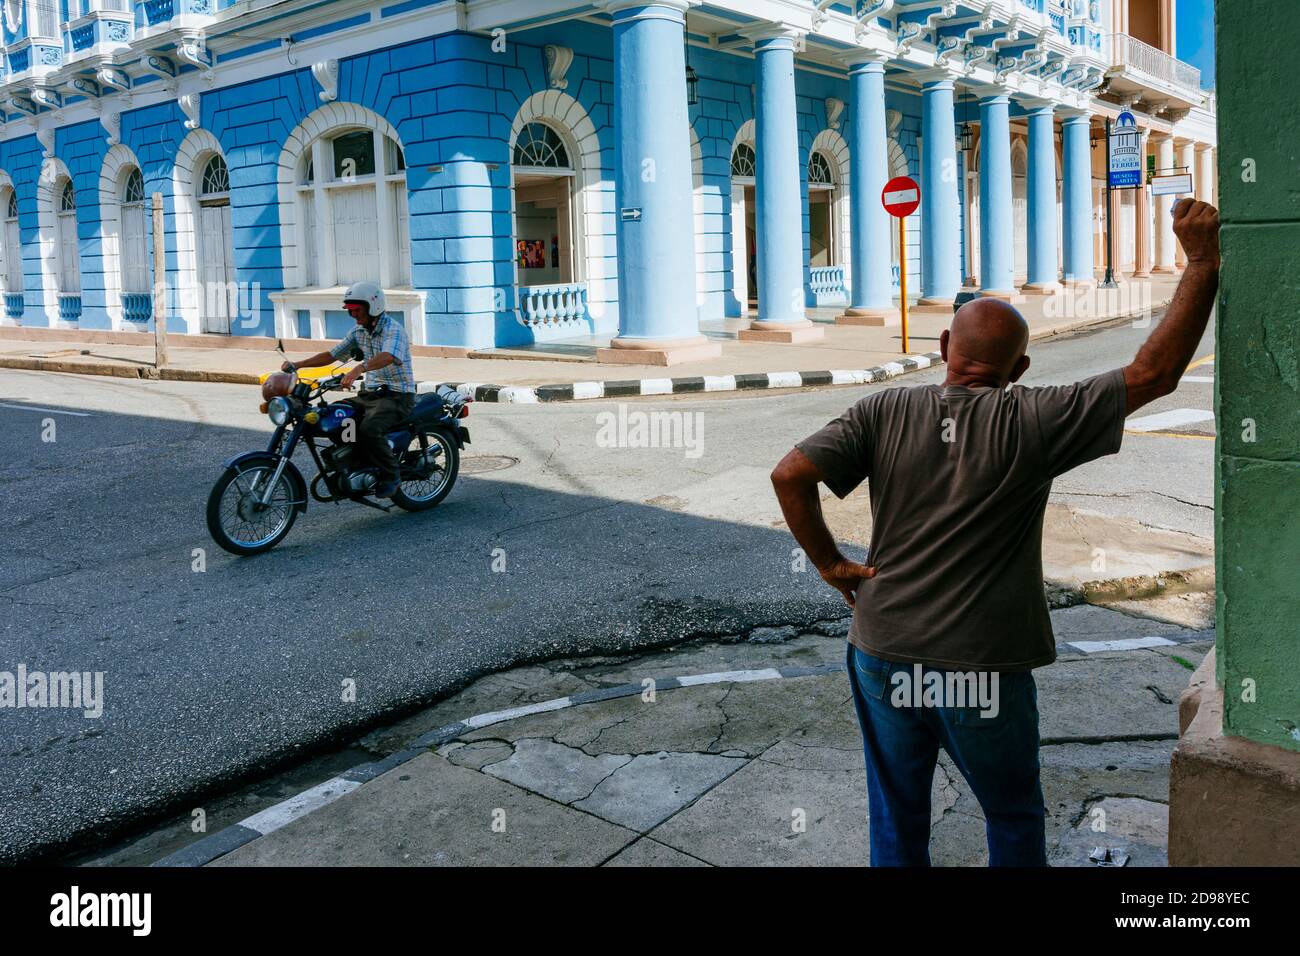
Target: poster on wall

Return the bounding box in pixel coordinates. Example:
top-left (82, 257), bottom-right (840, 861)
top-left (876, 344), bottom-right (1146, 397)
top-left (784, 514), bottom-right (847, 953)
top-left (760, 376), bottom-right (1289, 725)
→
top-left (517, 239), bottom-right (546, 269)
top-left (1108, 111), bottom-right (1143, 188)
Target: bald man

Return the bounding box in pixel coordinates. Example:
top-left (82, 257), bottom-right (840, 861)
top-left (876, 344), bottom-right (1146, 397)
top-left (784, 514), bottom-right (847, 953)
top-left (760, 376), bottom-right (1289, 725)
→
top-left (772, 198), bottom-right (1220, 866)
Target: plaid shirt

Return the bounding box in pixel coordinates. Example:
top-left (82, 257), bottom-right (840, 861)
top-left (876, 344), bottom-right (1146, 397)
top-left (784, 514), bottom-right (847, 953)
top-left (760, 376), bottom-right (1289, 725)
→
top-left (329, 313), bottom-right (416, 394)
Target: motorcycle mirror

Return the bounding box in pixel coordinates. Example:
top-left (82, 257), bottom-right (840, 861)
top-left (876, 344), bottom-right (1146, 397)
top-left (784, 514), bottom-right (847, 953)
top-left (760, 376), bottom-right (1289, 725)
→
top-left (276, 338), bottom-right (286, 355)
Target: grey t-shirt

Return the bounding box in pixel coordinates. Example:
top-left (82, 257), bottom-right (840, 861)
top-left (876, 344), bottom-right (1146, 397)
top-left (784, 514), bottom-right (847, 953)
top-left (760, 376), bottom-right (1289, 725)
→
top-left (796, 369), bottom-right (1127, 671)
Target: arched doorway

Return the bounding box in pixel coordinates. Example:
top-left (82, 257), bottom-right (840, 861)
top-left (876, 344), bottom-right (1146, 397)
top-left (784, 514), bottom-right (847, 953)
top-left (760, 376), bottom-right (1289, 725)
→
top-left (729, 122), bottom-right (756, 314)
top-left (806, 129), bottom-right (850, 305)
top-left (1012, 139), bottom-right (1028, 283)
top-left (197, 154), bottom-right (235, 333)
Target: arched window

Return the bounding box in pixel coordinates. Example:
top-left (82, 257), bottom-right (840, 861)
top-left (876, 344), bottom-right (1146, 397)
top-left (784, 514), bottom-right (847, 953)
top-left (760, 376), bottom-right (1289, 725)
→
top-left (731, 142), bottom-right (756, 178)
top-left (201, 154), bottom-right (230, 197)
top-left (296, 127), bottom-right (409, 288)
top-left (513, 122), bottom-right (570, 169)
top-left (1, 188), bottom-right (19, 296)
top-left (196, 153), bottom-right (235, 333)
top-left (808, 151), bottom-right (834, 187)
top-left (56, 178), bottom-right (80, 295)
top-left (119, 168), bottom-right (149, 295)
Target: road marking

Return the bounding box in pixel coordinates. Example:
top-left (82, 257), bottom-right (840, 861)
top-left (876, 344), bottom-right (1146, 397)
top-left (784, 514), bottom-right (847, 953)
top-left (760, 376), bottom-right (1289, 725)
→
top-left (1068, 636), bottom-right (1178, 654)
top-left (1126, 408), bottom-right (1215, 432)
top-left (0, 401), bottom-right (91, 416)
top-left (677, 668), bottom-right (783, 686)
top-left (1180, 375), bottom-right (1214, 383)
top-left (1185, 353), bottom-right (1215, 371)
top-left (238, 777), bottom-right (361, 836)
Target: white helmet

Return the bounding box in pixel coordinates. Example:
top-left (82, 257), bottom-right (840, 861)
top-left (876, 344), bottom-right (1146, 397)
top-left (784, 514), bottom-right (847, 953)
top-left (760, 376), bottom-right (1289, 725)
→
top-left (343, 280), bottom-right (386, 318)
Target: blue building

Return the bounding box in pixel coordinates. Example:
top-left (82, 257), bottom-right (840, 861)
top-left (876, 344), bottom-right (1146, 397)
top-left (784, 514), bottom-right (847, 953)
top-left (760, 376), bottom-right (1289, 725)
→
top-left (0, 0), bottom-right (1215, 360)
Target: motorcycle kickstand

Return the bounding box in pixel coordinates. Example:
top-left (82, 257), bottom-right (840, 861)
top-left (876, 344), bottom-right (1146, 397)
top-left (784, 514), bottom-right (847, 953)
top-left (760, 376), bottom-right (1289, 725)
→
top-left (354, 495), bottom-right (395, 513)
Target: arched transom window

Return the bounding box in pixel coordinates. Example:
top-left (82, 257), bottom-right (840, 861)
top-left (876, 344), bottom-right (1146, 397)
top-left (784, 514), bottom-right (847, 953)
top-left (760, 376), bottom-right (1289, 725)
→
top-left (513, 122), bottom-right (570, 169)
top-left (808, 151), bottom-right (835, 188)
top-left (200, 154), bottom-right (230, 198)
top-left (119, 168), bottom-right (149, 294)
top-left (296, 127), bottom-right (410, 288)
top-left (731, 142), bottom-right (756, 178)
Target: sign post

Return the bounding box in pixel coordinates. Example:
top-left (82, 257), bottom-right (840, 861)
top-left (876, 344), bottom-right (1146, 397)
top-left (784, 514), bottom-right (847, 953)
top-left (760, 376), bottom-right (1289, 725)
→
top-left (151, 192), bottom-right (167, 370)
top-left (1104, 110), bottom-right (1142, 289)
top-left (882, 175), bottom-right (921, 354)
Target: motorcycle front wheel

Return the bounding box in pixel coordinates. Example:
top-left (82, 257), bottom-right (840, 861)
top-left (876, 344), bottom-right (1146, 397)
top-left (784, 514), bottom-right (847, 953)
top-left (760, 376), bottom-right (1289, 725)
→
top-left (392, 429), bottom-right (459, 512)
top-left (206, 464), bottom-right (299, 556)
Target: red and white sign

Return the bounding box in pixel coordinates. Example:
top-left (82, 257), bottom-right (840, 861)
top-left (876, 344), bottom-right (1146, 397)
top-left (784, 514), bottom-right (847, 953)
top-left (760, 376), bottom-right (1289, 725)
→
top-left (882, 176), bottom-right (920, 218)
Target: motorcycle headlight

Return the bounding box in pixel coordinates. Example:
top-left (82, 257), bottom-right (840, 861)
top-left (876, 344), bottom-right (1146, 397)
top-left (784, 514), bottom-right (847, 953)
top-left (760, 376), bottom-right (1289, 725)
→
top-left (267, 396), bottom-right (292, 426)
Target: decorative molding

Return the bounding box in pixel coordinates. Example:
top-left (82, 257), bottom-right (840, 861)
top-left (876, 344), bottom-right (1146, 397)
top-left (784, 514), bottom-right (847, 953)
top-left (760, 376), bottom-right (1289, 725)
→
top-left (71, 76), bottom-right (102, 99)
top-left (543, 45), bottom-right (573, 90)
top-left (102, 107), bottom-right (121, 146)
top-left (36, 127), bottom-right (55, 158)
top-left (179, 92), bottom-right (201, 130)
top-left (824, 97), bottom-right (844, 131)
top-left (142, 53), bottom-right (179, 90)
top-left (176, 31), bottom-right (214, 82)
top-left (886, 108), bottom-right (903, 137)
top-left (934, 36), bottom-right (963, 66)
top-left (30, 87), bottom-right (62, 112)
top-left (895, 20), bottom-right (923, 52)
top-left (311, 59), bottom-right (338, 102)
top-left (96, 64), bottom-right (132, 95)
top-left (3, 0), bottom-right (21, 34)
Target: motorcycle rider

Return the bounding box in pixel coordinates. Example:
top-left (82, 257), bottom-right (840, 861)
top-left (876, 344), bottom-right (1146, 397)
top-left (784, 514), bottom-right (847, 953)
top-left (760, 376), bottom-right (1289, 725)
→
top-left (282, 281), bottom-right (415, 498)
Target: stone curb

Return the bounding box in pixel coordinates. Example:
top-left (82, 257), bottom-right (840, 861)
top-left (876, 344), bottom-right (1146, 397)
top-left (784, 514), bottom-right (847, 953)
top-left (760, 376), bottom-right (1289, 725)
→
top-left (426, 352), bottom-right (945, 404)
top-left (0, 355), bottom-right (262, 384)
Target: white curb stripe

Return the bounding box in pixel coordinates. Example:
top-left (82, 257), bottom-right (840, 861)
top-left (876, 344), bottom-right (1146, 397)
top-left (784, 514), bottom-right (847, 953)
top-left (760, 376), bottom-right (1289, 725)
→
top-left (766, 371), bottom-right (802, 389)
top-left (1180, 375), bottom-right (1214, 384)
top-left (881, 361), bottom-right (906, 376)
top-left (829, 369), bottom-right (865, 385)
top-left (909, 355), bottom-right (933, 369)
top-left (676, 668), bottom-right (783, 686)
top-left (1068, 636), bottom-right (1178, 653)
top-left (463, 696), bottom-right (573, 730)
top-left (497, 386), bottom-right (539, 404)
top-left (1126, 408), bottom-right (1214, 432)
top-left (572, 381), bottom-right (604, 400)
top-left (239, 777), bottom-right (361, 836)
top-left (703, 374), bottom-right (736, 391)
top-left (640, 378), bottom-right (674, 395)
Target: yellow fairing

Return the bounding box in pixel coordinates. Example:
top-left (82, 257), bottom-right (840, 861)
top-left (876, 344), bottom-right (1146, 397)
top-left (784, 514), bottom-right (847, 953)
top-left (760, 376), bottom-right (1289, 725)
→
top-left (257, 365), bottom-right (342, 387)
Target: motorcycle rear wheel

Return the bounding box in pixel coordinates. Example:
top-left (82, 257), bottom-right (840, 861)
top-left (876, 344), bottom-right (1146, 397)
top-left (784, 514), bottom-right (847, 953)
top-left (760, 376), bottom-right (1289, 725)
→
top-left (206, 464), bottom-right (299, 555)
top-left (392, 429), bottom-right (459, 512)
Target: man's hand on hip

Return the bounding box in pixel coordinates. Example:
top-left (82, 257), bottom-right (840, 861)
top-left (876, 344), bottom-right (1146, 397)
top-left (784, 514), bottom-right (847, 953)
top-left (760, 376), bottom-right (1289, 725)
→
top-left (818, 557), bottom-right (877, 607)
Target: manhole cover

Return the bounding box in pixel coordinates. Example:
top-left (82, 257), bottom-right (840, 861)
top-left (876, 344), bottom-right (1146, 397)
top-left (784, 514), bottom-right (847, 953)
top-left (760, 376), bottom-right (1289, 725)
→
top-left (461, 454), bottom-right (519, 475)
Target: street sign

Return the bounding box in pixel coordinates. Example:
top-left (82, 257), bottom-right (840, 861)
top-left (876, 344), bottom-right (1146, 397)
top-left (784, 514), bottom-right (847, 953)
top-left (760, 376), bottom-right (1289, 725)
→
top-left (882, 176), bottom-right (920, 218)
top-left (1108, 111), bottom-right (1142, 188)
top-left (1151, 173), bottom-right (1194, 196)
top-left (881, 176), bottom-right (920, 354)
top-left (620, 207), bottom-right (642, 222)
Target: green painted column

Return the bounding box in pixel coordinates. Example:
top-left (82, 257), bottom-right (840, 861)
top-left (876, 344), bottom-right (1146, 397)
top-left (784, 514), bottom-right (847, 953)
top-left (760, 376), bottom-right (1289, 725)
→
top-left (1215, 0), bottom-right (1300, 750)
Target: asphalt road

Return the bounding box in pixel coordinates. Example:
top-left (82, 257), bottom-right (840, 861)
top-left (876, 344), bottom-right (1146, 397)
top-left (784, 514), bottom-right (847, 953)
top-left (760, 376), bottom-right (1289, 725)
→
top-left (0, 314), bottom-right (1214, 862)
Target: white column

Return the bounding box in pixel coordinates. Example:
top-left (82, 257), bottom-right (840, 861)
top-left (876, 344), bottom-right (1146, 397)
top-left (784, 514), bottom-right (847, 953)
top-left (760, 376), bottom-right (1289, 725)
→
top-left (1152, 135), bottom-right (1176, 274)
top-left (1197, 145), bottom-right (1215, 205)
top-left (1175, 140), bottom-right (1196, 267)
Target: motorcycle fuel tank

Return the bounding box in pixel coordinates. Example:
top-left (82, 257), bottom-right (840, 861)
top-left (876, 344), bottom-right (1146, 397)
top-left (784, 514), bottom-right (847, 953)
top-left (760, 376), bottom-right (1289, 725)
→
top-left (315, 401), bottom-right (359, 436)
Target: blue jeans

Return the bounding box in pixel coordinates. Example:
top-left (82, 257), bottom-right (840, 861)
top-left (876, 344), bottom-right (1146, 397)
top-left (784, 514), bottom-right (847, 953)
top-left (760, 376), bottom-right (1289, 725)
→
top-left (846, 644), bottom-right (1047, 866)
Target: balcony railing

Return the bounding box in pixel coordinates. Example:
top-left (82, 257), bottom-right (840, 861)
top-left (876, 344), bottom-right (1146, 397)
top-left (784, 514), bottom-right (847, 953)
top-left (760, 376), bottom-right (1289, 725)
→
top-left (1111, 33), bottom-right (1201, 91)
top-left (517, 282), bottom-right (589, 329)
top-left (4, 293), bottom-right (23, 321)
top-left (809, 266), bottom-right (847, 298)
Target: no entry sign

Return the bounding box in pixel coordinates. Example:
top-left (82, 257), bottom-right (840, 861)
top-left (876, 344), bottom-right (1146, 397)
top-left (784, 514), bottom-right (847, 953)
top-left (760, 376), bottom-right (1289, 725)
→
top-left (882, 176), bottom-right (920, 218)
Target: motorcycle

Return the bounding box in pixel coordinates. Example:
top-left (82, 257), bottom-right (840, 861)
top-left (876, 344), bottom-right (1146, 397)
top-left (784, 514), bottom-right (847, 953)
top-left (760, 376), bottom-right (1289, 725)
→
top-left (206, 368), bottom-right (471, 556)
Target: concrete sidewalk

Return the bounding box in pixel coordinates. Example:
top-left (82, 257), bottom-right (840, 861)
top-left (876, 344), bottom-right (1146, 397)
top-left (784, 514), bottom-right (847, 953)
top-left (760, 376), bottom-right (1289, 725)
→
top-left (164, 592), bottom-right (1212, 867)
top-left (0, 277), bottom-right (1176, 401)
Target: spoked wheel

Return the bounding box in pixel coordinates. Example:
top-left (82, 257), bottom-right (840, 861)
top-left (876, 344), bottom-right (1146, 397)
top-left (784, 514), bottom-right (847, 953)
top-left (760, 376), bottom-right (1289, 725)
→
top-left (392, 429), bottom-right (459, 512)
top-left (206, 464), bottom-right (299, 555)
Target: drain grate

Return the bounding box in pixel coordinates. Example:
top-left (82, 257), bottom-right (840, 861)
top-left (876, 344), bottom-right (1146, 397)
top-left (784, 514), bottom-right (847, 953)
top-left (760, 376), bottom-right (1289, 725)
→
top-left (460, 454), bottom-right (519, 475)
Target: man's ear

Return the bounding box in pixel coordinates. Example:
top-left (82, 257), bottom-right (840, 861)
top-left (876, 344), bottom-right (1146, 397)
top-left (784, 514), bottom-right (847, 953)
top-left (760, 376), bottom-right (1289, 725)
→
top-left (1008, 353), bottom-right (1030, 383)
top-left (939, 328), bottom-right (949, 363)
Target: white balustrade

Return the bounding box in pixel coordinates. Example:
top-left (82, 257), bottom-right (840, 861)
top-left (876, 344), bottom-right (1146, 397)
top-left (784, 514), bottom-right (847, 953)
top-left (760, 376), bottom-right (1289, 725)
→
top-left (517, 282), bottom-right (589, 329)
